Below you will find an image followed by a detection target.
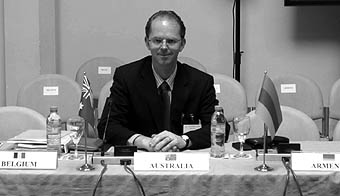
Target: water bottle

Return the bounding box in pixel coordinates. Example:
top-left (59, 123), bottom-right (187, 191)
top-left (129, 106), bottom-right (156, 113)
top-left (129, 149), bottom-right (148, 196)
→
top-left (46, 106), bottom-right (62, 157)
top-left (210, 105), bottom-right (226, 158)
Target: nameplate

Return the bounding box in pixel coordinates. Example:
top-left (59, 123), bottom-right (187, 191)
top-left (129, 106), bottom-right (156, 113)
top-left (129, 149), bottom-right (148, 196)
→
top-left (183, 124), bottom-right (201, 134)
top-left (214, 84), bottom-right (221, 93)
top-left (98, 66), bottom-right (111, 74)
top-left (43, 86), bottom-right (59, 96)
top-left (280, 84), bottom-right (296, 93)
top-left (0, 151), bottom-right (58, 170)
top-left (134, 152), bottom-right (209, 171)
top-left (291, 152), bottom-right (340, 171)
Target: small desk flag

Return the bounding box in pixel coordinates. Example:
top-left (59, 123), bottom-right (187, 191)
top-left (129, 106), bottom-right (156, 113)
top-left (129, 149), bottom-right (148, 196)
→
top-left (256, 73), bottom-right (282, 139)
top-left (79, 72), bottom-right (95, 128)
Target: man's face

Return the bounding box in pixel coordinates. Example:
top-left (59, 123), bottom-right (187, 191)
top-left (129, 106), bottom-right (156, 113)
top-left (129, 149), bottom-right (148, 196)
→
top-left (145, 17), bottom-right (186, 68)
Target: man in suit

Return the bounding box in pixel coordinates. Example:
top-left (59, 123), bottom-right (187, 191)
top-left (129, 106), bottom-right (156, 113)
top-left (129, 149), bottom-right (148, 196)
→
top-left (98, 10), bottom-right (229, 151)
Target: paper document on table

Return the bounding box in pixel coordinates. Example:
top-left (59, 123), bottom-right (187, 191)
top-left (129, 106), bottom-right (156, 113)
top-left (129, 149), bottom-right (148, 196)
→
top-left (16, 143), bottom-right (47, 149)
top-left (7, 129), bottom-right (72, 145)
top-left (7, 129), bottom-right (46, 144)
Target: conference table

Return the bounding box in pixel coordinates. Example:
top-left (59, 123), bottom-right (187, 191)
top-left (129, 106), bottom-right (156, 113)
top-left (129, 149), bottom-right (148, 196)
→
top-left (0, 141), bottom-right (340, 196)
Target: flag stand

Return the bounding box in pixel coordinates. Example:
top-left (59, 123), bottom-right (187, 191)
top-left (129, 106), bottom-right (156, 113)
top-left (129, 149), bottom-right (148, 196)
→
top-left (254, 124), bottom-right (273, 172)
top-left (79, 122), bottom-right (95, 171)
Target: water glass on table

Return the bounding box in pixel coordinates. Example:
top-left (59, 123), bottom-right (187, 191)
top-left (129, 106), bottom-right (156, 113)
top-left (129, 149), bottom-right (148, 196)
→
top-left (66, 116), bottom-right (85, 160)
top-left (231, 115), bottom-right (251, 159)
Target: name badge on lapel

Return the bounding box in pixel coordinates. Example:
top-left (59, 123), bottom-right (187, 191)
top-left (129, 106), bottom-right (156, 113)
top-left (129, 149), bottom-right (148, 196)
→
top-left (181, 113), bottom-right (201, 133)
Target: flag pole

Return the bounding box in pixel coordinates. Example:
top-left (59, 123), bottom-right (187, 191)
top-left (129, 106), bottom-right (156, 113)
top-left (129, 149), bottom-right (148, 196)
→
top-left (254, 71), bottom-right (274, 172)
top-left (79, 122), bottom-right (95, 171)
top-left (78, 71), bottom-right (95, 171)
top-left (261, 71), bottom-right (267, 91)
top-left (254, 124), bottom-right (273, 172)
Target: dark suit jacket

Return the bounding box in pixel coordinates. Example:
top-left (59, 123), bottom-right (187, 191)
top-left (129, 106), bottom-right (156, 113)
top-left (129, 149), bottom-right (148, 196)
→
top-left (98, 56), bottom-right (229, 150)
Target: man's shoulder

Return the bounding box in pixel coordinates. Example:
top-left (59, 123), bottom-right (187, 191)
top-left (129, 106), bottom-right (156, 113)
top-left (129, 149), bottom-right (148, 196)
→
top-left (117, 56), bottom-right (151, 72)
top-left (179, 62), bottom-right (213, 81)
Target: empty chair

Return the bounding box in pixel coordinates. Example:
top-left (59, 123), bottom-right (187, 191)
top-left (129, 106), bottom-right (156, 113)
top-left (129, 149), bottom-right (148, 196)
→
top-left (329, 78), bottom-right (340, 140)
top-left (0, 106), bottom-right (46, 140)
top-left (212, 73), bottom-right (248, 122)
top-left (98, 79), bottom-right (113, 119)
top-left (332, 121), bottom-right (340, 141)
top-left (247, 106), bottom-right (320, 141)
top-left (212, 73), bottom-right (247, 141)
top-left (268, 74), bottom-right (324, 135)
top-left (178, 56), bottom-right (207, 73)
top-left (75, 56), bottom-right (124, 108)
top-left (17, 74), bottom-right (81, 123)
top-left (271, 74), bottom-right (323, 119)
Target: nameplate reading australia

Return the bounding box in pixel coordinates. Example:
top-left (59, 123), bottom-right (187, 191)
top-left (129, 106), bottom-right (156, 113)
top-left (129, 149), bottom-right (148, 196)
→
top-left (0, 151), bottom-right (58, 170)
top-left (134, 152), bottom-right (209, 171)
top-left (291, 152), bottom-right (340, 171)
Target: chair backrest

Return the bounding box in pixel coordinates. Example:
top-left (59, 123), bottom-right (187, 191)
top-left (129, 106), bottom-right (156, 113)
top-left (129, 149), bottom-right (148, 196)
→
top-left (247, 106), bottom-right (320, 141)
top-left (75, 57), bottom-right (124, 106)
top-left (329, 78), bottom-right (340, 139)
top-left (178, 56), bottom-right (207, 73)
top-left (0, 106), bottom-right (46, 140)
top-left (212, 73), bottom-right (247, 122)
top-left (329, 78), bottom-right (340, 120)
top-left (17, 74), bottom-right (81, 123)
top-left (271, 74), bottom-right (324, 120)
top-left (332, 121), bottom-right (340, 141)
top-left (98, 79), bottom-right (113, 119)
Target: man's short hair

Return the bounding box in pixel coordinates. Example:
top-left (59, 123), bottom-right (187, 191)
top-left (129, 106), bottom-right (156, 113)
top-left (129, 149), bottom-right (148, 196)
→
top-left (145, 10), bottom-right (186, 39)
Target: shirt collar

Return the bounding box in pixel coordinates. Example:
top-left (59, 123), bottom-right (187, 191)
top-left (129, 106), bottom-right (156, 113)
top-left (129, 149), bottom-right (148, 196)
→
top-left (152, 63), bottom-right (177, 91)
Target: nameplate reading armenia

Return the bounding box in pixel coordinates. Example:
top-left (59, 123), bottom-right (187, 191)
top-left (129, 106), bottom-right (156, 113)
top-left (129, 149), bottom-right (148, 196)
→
top-left (291, 152), bottom-right (340, 171)
top-left (0, 151), bottom-right (57, 170)
top-left (134, 152), bottom-right (209, 171)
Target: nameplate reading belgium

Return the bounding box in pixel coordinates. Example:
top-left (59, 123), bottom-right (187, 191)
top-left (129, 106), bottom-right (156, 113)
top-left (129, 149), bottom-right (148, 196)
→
top-left (0, 151), bottom-right (58, 170)
top-left (291, 152), bottom-right (340, 171)
top-left (134, 152), bottom-right (209, 171)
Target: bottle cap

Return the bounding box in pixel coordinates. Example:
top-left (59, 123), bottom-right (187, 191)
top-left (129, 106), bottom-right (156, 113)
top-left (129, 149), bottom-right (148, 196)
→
top-left (214, 105), bottom-right (223, 110)
top-left (50, 106), bottom-right (58, 112)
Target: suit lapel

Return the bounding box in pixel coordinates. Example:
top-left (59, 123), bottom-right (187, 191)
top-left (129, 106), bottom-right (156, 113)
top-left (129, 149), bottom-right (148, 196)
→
top-left (135, 59), bottom-right (163, 130)
top-left (171, 63), bottom-right (190, 120)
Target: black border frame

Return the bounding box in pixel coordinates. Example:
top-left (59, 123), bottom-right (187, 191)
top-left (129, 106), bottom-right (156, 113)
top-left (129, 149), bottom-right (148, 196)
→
top-left (284, 0), bottom-right (340, 6)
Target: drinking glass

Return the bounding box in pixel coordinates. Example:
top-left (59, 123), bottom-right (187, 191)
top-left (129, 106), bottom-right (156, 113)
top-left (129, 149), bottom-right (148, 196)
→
top-left (232, 115), bottom-right (251, 158)
top-left (66, 116), bottom-right (85, 160)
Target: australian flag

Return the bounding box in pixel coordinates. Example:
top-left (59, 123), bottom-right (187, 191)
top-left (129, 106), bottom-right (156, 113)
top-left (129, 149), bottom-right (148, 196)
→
top-left (79, 72), bottom-right (95, 128)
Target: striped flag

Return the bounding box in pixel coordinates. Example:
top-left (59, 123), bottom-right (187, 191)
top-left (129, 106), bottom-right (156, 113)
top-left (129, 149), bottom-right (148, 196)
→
top-left (79, 72), bottom-right (95, 128)
top-left (256, 73), bottom-right (282, 139)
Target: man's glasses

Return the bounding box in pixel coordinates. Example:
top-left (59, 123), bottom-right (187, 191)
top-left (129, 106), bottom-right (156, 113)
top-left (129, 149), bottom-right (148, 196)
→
top-left (148, 37), bottom-right (181, 47)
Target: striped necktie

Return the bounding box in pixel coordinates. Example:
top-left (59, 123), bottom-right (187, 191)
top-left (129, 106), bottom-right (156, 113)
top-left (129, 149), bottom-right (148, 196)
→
top-left (159, 81), bottom-right (171, 130)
